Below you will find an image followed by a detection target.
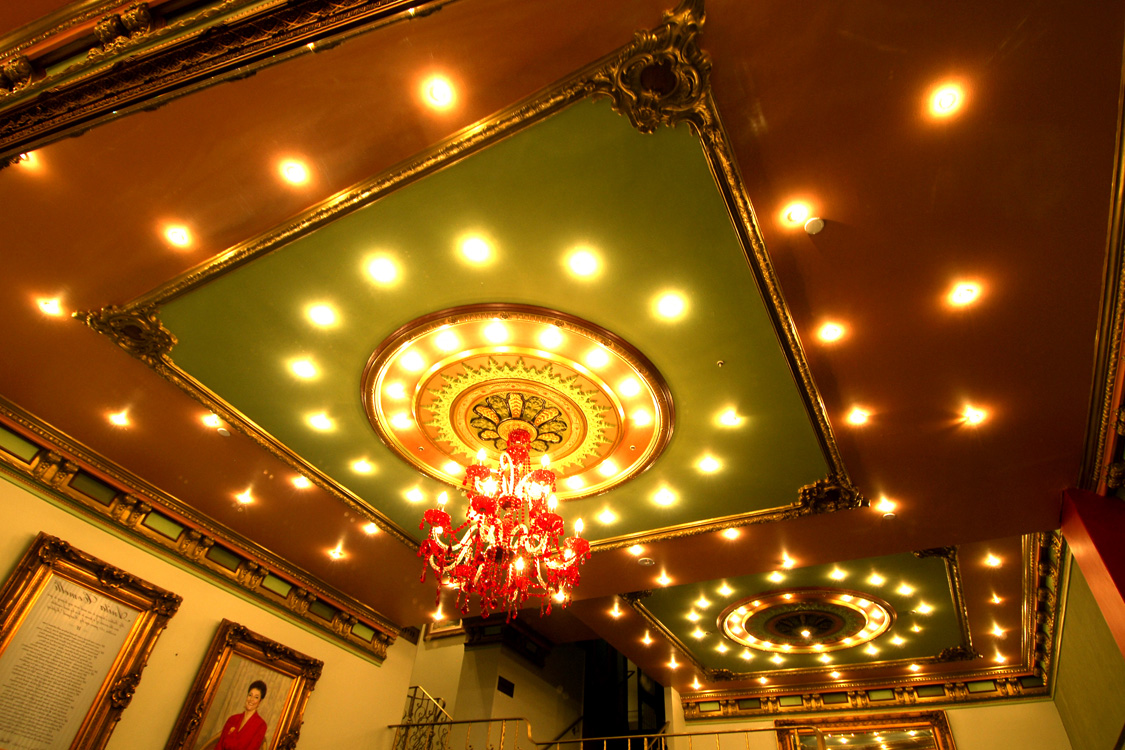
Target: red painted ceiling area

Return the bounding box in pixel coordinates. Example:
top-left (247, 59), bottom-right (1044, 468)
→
top-left (0, 0), bottom-right (1121, 693)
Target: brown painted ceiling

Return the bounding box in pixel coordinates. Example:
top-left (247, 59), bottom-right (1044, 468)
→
top-left (0, 0), bottom-right (1121, 698)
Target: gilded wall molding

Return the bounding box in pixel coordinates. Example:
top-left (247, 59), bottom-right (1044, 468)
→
top-left (0, 0), bottom-right (450, 159)
top-left (0, 397), bottom-right (400, 663)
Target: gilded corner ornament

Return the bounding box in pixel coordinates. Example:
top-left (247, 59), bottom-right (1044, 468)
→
top-left (796, 474), bottom-right (866, 514)
top-left (588, 0), bottom-right (710, 134)
top-left (78, 304), bottom-right (176, 365)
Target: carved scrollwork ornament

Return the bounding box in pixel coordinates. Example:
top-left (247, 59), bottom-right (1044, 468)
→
top-left (913, 546), bottom-right (957, 561)
top-left (277, 728), bottom-right (302, 750)
top-left (0, 55), bottom-right (34, 93)
top-left (78, 304), bottom-right (176, 365)
top-left (935, 645), bottom-right (981, 662)
top-left (796, 474), bottom-right (866, 514)
top-left (588, 0), bottom-right (710, 134)
top-left (109, 671), bottom-right (142, 708)
top-left (621, 590), bottom-right (654, 603)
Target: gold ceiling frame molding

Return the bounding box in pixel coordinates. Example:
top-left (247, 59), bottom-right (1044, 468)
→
top-left (0, 397), bottom-right (401, 663)
top-left (0, 0), bottom-right (454, 162)
top-left (677, 533), bottom-right (1063, 717)
top-left (78, 0), bottom-right (858, 553)
top-left (775, 711), bottom-right (956, 750)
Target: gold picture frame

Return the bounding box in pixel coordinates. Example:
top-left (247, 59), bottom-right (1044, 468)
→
top-left (0, 532), bottom-right (181, 750)
top-left (423, 616), bottom-right (465, 641)
top-left (165, 619), bottom-right (323, 750)
top-left (775, 711), bottom-right (957, 749)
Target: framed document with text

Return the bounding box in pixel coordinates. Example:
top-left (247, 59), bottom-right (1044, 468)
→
top-left (0, 532), bottom-right (181, 750)
top-left (165, 620), bottom-right (322, 750)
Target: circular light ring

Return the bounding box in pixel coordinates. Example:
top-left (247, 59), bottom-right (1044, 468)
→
top-left (362, 305), bottom-right (673, 499)
top-left (719, 588), bottom-right (895, 654)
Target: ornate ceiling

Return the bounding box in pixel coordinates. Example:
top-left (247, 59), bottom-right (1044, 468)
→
top-left (0, 0), bottom-right (1121, 715)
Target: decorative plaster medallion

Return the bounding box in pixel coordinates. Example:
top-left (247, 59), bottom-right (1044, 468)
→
top-left (719, 589), bottom-right (895, 654)
top-left (362, 305), bottom-right (673, 499)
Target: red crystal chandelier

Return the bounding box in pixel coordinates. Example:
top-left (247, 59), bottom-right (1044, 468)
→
top-left (418, 428), bottom-right (590, 618)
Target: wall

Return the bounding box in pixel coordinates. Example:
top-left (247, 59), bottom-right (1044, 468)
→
top-left (1054, 557), bottom-right (1125, 750)
top-left (0, 474), bottom-right (417, 749)
top-left (682, 699), bottom-right (1071, 750)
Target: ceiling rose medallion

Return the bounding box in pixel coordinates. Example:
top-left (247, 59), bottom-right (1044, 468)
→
top-left (362, 304), bottom-right (674, 499)
top-left (719, 589), bottom-right (895, 654)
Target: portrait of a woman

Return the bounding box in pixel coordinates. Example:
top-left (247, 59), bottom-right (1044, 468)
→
top-left (200, 680), bottom-right (269, 750)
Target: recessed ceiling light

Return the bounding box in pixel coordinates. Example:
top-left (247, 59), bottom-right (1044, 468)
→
top-left (236, 488), bottom-right (253, 505)
top-left (565, 476), bottom-right (585, 490)
top-left (598, 460), bottom-right (619, 478)
top-left (459, 235), bottom-right (492, 264)
top-left (585, 347), bottom-right (610, 369)
top-left (351, 459), bottom-right (375, 474)
top-left (108, 409), bottom-right (129, 427)
top-left (642, 631), bottom-right (653, 645)
top-left (363, 522), bottom-right (378, 535)
top-left (896, 584), bottom-right (914, 596)
top-left (817, 322), bottom-right (846, 342)
top-left (722, 528), bottom-right (740, 540)
top-left (631, 409), bottom-right (653, 427)
top-left (16, 151), bottom-right (41, 170)
top-left (628, 545), bottom-right (644, 556)
top-left (991, 624), bottom-right (1005, 637)
top-left (868, 573), bottom-right (886, 586)
top-left (367, 256), bottom-right (399, 285)
top-left (985, 553), bottom-right (1002, 567)
top-left (962, 405), bottom-right (988, 425)
top-left (780, 201), bottom-right (812, 226)
top-left (716, 408), bottom-right (744, 427)
top-left (306, 304), bottom-right (338, 327)
top-left (390, 412), bottom-right (413, 430)
top-left (875, 496), bottom-right (896, 514)
top-left (916, 602), bottom-right (934, 615)
top-left (567, 248), bottom-right (600, 277)
top-left (434, 330), bottom-right (460, 352)
top-left (279, 159), bottom-right (310, 185)
top-left (767, 571), bottom-right (784, 583)
top-left (994, 652), bottom-right (1007, 663)
top-left (770, 654), bottom-right (784, 664)
top-left (483, 320), bottom-right (509, 343)
top-left (36, 298), bottom-right (64, 316)
top-left (948, 281), bottom-right (981, 306)
top-left (289, 358), bottom-right (319, 379)
top-left (307, 412), bottom-right (335, 431)
top-left (697, 455), bottom-right (721, 473)
top-left (384, 382), bottom-right (407, 400)
top-left (695, 596), bottom-right (711, 609)
top-left (422, 75), bottom-right (455, 108)
top-left (864, 645), bottom-right (878, 656)
top-left (201, 413), bottom-right (222, 428)
top-left (781, 555), bottom-right (795, 569)
top-left (164, 225), bottom-right (191, 248)
top-left (328, 543), bottom-right (346, 560)
top-left (829, 568), bottom-right (846, 580)
top-left (657, 572), bottom-right (672, 586)
top-left (652, 487), bottom-right (676, 506)
top-left (891, 636), bottom-right (905, 645)
top-left (538, 326), bottom-right (563, 349)
top-left (619, 378), bottom-right (641, 397)
top-left (405, 487), bottom-right (425, 503)
top-left (441, 460), bottom-right (462, 475)
top-left (400, 350), bottom-right (426, 372)
top-left (830, 671), bottom-right (841, 679)
top-left (991, 593), bottom-right (1002, 605)
top-left (846, 407), bottom-right (870, 425)
top-left (291, 476), bottom-right (312, 489)
top-left (717, 583), bottom-right (733, 596)
top-left (911, 624), bottom-right (922, 633)
top-left (929, 83), bottom-right (965, 118)
top-left (654, 292), bottom-right (687, 320)
top-left (598, 508), bottom-right (617, 524)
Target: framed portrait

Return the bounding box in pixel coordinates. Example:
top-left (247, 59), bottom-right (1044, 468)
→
top-left (0, 532), bottom-right (182, 750)
top-left (165, 619), bottom-right (323, 750)
top-left (775, 711), bottom-right (956, 750)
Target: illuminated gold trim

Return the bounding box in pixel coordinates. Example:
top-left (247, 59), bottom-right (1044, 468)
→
top-left (775, 711), bottom-right (956, 750)
top-left (0, 397), bottom-right (400, 662)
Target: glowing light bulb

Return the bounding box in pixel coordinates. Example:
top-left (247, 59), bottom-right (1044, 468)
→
top-left (817, 322), bottom-right (845, 342)
top-left (574, 518), bottom-right (584, 534)
top-left (108, 410), bottom-right (129, 427)
top-left (567, 249), bottom-right (600, 277)
top-left (585, 347), bottom-right (609, 369)
top-left (405, 488), bottom-right (424, 503)
top-left (652, 487), bottom-right (676, 506)
top-left (643, 632), bottom-right (653, 645)
top-left (437, 492), bottom-right (448, 506)
top-left (717, 584), bottom-right (733, 597)
top-left (598, 509), bottom-right (617, 524)
top-left (628, 545), bottom-right (644, 556)
top-left (538, 326), bottom-right (563, 349)
top-left (236, 488), bottom-right (253, 505)
top-left (767, 571), bottom-right (784, 583)
top-left (654, 292), bottom-right (687, 320)
top-left (896, 584), bottom-right (914, 596)
top-left (164, 225), bottom-right (191, 248)
top-left (460, 235), bottom-right (492, 264)
top-left (697, 455), bottom-right (721, 473)
top-left (916, 602), bottom-right (934, 615)
top-left (291, 476), bottom-right (311, 489)
top-left (929, 83), bottom-right (964, 117)
top-left (37, 298), bottom-right (63, 316)
top-left (279, 159), bottom-right (310, 185)
top-left (846, 407), bottom-right (870, 425)
top-left (423, 76), bottom-right (455, 108)
top-left (631, 409), bottom-right (653, 426)
top-left (949, 281), bottom-right (981, 306)
top-left (657, 572), bottom-right (671, 586)
top-left (307, 412), bottom-right (335, 431)
top-left (202, 413), bottom-right (222, 428)
top-left (289, 358), bottom-right (318, 379)
top-left (400, 350), bottom-right (425, 371)
top-left (390, 412), bottom-right (413, 430)
top-left (328, 543), bottom-right (345, 560)
top-left (962, 405), bottom-right (988, 425)
top-left (868, 573), bottom-right (886, 586)
top-left (385, 382), bottom-right (407, 400)
top-left (830, 568), bottom-right (846, 581)
top-left (985, 553), bottom-right (1002, 567)
top-left (780, 201), bottom-right (811, 226)
top-left (306, 304), bottom-right (337, 327)
top-left (716, 408), bottom-right (744, 427)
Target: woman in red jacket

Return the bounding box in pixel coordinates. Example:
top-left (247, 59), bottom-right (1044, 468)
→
top-left (203, 680), bottom-right (269, 750)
